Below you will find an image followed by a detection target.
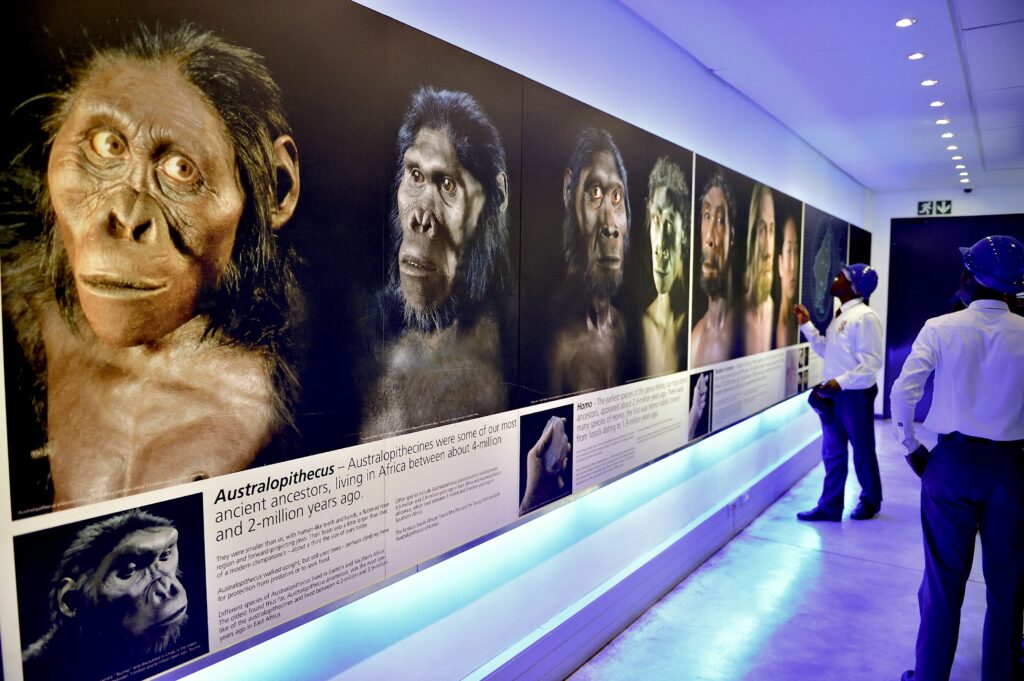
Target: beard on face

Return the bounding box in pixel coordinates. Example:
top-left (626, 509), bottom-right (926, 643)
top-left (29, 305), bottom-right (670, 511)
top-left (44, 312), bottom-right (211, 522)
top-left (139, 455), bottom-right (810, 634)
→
top-left (700, 252), bottom-right (726, 298)
top-left (564, 213), bottom-right (622, 299)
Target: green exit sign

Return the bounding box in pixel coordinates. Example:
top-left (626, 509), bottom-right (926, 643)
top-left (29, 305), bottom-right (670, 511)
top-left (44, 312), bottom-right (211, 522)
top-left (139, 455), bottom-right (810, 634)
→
top-left (917, 199), bottom-right (953, 216)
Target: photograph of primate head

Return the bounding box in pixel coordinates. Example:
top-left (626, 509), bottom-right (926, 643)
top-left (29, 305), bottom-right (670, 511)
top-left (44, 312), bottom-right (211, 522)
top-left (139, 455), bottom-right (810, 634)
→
top-left (691, 166), bottom-right (739, 368)
top-left (1, 24), bottom-right (303, 513)
top-left (547, 128), bottom-right (631, 396)
top-left (641, 156), bottom-right (690, 378)
top-left (742, 183), bottom-right (776, 356)
top-left (361, 87), bottom-right (511, 440)
top-left (17, 500), bottom-right (207, 681)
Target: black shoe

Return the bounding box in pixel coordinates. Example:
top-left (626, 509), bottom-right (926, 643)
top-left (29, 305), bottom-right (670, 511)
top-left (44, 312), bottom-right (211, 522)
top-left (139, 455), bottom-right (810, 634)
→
top-left (851, 502), bottom-right (879, 520)
top-left (796, 507), bottom-right (841, 522)
top-left (901, 671), bottom-right (914, 681)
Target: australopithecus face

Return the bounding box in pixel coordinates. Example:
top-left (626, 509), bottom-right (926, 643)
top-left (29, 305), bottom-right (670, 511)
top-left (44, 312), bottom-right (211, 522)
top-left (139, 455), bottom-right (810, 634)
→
top-left (86, 526), bottom-right (187, 651)
top-left (396, 127), bottom-right (485, 313)
top-left (648, 186), bottom-right (684, 296)
top-left (573, 150), bottom-right (627, 296)
top-left (749, 189), bottom-right (775, 303)
top-left (778, 217), bottom-right (798, 302)
top-left (47, 59), bottom-right (245, 347)
top-left (699, 185), bottom-right (731, 297)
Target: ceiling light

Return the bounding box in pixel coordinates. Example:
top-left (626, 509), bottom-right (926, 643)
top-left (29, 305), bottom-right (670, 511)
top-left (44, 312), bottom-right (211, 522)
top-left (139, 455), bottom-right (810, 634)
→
top-left (959, 172), bottom-right (969, 176)
top-left (936, 118), bottom-right (950, 125)
top-left (896, 18), bottom-right (917, 28)
top-left (951, 155), bottom-right (963, 160)
top-left (921, 79), bottom-right (939, 87)
top-left (941, 132), bottom-right (954, 139)
top-left (955, 164), bottom-right (965, 169)
top-left (908, 52), bottom-right (926, 61)
top-left (960, 178), bottom-right (970, 183)
top-left (929, 100), bottom-right (945, 107)
top-left (946, 145), bottom-right (958, 150)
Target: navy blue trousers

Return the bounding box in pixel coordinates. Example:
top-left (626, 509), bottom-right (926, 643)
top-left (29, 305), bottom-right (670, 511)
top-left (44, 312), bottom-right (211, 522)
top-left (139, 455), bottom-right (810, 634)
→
top-left (815, 384), bottom-right (882, 514)
top-left (914, 433), bottom-right (1024, 681)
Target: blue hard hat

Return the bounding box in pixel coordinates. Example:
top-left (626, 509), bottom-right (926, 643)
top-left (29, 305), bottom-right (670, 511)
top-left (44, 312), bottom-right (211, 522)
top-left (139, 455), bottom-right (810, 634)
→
top-left (959, 235), bottom-right (1024, 294)
top-left (841, 263), bottom-right (878, 298)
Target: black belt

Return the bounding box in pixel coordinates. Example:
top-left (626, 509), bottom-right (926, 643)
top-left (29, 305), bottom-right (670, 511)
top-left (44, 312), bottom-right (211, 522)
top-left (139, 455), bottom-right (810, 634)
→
top-left (939, 431), bottom-right (1024, 449)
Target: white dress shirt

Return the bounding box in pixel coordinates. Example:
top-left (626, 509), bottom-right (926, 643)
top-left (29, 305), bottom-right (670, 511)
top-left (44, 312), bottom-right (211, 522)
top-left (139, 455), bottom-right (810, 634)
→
top-left (891, 299), bottom-right (1024, 452)
top-left (800, 298), bottom-right (883, 391)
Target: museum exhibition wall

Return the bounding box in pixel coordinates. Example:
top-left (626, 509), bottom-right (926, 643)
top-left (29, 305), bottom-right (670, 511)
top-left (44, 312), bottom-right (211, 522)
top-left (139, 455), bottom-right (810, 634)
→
top-left (0, 1), bottom-right (870, 679)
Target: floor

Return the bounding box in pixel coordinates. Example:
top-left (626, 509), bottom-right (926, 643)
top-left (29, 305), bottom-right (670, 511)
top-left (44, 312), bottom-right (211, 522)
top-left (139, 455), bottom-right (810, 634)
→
top-left (570, 421), bottom-right (990, 681)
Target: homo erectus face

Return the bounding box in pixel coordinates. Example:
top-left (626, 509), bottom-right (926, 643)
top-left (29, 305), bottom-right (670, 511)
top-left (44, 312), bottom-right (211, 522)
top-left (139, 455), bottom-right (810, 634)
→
top-left (778, 217), bottom-right (798, 301)
top-left (88, 526), bottom-right (187, 648)
top-left (750, 190), bottom-right (775, 302)
top-left (648, 186), bottom-right (684, 295)
top-left (575, 150), bottom-right (628, 294)
top-left (396, 127), bottom-right (485, 312)
top-left (47, 59), bottom-right (245, 347)
top-left (699, 185), bottom-right (730, 296)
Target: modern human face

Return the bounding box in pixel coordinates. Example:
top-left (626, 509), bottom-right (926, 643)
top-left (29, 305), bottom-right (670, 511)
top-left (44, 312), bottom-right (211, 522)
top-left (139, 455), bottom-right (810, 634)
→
top-left (575, 150), bottom-right (628, 294)
top-left (396, 126), bottom-right (485, 312)
top-left (648, 186), bottom-right (684, 295)
top-left (778, 217), bottom-right (798, 302)
top-left (47, 59), bottom-right (245, 347)
top-left (749, 190), bottom-right (775, 302)
top-left (699, 185), bottom-right (730, 296)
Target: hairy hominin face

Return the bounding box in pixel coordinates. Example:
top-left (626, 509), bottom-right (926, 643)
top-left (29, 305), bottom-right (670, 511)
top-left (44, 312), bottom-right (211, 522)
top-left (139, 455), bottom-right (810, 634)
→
top-left (47, 58), bottom-right (244, 347)
top-left (778, 217), bottom-right (798, 302)
top-left (396, 126), bottom-right (485, 327)
top-left (567, 150), bottom-right (629, 298)
top-left (699, 184), bottom-right (732, 298)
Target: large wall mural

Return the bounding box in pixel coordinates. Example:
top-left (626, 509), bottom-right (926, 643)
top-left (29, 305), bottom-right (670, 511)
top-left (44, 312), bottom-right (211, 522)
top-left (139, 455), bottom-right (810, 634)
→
top-left (0, 2), bottom-right (863, 679)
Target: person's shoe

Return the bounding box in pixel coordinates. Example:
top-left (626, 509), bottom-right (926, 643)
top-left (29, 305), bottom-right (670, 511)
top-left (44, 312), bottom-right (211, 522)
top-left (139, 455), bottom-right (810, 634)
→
top-left (901, 670), bottom-right (914, 681)
top-left (851, 502), bottom-right (879, 520)
top-left (796, 507), bottom-right (841, 522)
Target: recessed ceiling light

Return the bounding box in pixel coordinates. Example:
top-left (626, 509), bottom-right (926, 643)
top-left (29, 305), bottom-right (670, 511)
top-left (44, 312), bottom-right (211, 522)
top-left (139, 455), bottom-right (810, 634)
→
top-left (951, 155), bottom-right (963, 160)
top-left (959, 172), bottom-right (969, 176)
top-left (921, 79), bottom-right (939, 87)
top-left (929, 100), bottom-right (945, 107)
top-left (896, 17), bottom-right (917, 28)
top-left (955, 164), bottom-right (965, 169)
top-left (960, 178), bottom-right (970, 183)
top-left (941, 132), bottom-right (954, 139)
top-left (936, 118), bottom-right (950, 125)
top-left (908, 52), bottom-right (926, 61)
top-left (946, 145), bottom-right (958, 150)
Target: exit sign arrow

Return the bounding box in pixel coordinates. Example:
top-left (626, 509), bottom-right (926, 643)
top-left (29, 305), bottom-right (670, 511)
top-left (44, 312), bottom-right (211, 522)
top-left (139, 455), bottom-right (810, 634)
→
top-left (935, 200), bottom-right (952, 215)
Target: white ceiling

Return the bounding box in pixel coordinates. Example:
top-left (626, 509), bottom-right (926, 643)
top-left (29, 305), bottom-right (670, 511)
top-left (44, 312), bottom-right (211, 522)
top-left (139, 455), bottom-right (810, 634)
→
top-left (620, 0), bottom-right (1024, 193)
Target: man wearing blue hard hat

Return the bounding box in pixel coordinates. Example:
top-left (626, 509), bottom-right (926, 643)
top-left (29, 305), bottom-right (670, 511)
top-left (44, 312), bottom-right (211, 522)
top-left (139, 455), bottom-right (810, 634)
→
top-left (794, 262), bottom-right (885, 522)
top-left (891, 235), bottom-right (1024, 681)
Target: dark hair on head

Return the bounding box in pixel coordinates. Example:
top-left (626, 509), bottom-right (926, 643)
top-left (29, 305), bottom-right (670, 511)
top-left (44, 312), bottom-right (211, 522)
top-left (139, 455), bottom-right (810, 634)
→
top-left (647, 156), bottom-right (689, 252)
top-left (38, 23), bottom-right (301, 423)
top-left (390, 87), bottom-right (510, 320)
top-left (563, 127), bottom-right (631, 273)
top-left (699, 168), bottom-right (735, 240)
top-left (50, 510), bottom-right (174, 623)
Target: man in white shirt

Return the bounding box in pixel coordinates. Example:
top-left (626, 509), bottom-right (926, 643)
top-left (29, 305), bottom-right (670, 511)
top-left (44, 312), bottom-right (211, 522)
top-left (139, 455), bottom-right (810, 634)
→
top-left (891, 235), bottom-right (1024, 681)
top-left (795, 263), bottom-right (884, 521)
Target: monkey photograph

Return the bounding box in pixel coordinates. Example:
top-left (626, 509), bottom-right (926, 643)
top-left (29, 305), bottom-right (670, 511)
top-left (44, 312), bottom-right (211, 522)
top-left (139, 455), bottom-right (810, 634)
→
top-left (519, 81), bottom-right (672, 404)
top-left (357, 22), bottom-right (522, 441)
top-left (1, 16), bottom-right (307, 514)
top-left (14, 496), bottom-right (207, 681)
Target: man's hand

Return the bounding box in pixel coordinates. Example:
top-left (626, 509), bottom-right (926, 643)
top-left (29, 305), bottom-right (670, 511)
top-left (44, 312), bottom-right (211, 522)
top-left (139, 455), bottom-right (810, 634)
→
top-left (794, 304), bottom-right (810, 325)
top-left (520, 417), bottom-right (571, 514)
top-left (688, 373), bottom-right (709, 439)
